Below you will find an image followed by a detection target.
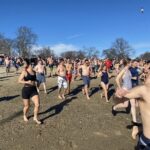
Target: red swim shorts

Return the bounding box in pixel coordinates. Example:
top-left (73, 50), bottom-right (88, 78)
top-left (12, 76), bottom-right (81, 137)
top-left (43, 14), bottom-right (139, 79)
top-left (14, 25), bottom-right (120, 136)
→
top-left (66, 73), bottom-right (72, 82)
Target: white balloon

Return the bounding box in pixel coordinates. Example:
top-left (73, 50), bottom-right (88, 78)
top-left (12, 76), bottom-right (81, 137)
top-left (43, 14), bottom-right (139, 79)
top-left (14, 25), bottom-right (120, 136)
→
top-left (140, 8), bottom-right (144, 13)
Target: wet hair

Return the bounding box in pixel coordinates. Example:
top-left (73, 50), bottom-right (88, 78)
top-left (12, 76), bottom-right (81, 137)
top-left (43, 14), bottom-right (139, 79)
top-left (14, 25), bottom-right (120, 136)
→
top-left (84, 59), bottom-right (88, 62)
top-left (59, 58), bottom-right (64, 63)
top-left (122, 58), bottom-right (131, 67)
top-left (100, 64), bottom-right (106, 71)
top-left (38, 59), bottom-right (43, 65)
top-left (24, 58), bottom-right (30, 70)
top-left (24, 58), bottom-right (30, 66)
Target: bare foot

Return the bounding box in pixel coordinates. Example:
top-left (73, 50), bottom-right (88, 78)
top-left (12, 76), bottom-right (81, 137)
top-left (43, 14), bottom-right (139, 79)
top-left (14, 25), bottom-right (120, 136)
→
top-left (87, 96), bottom-right (90, 100)
top-left (58, 95), bottom-right (62, 99)
top-left (33, 118), bottom-right (41, 125)
top-left (23, 116), bottom-right (29, 122)
top-left (106, 100), bottom-right (109, 103)
top-left (100, 93), bottom-right (103, 99)
top-left (62, 95), bottom-right (66, 100)
top-left (132, 126), bottom-right (139, 140)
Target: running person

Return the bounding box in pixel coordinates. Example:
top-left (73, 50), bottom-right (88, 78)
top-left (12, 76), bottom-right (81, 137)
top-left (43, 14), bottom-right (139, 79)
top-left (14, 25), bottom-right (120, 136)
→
top-left (18, 59), bottom-right (41, 124)
top-left (34, 60), bottom-right (47, 94)
top-left (65, 59), bottom-right (73, 94)
top-left (98, 65), bottom-right (110, 102)
top-left (5, 56), bottom-right (11, 75)
top-left (57, 58), bottom-right (68, 100)
top-left (112, 59), bottom-right (137, 125)
top-left (79, 59), bottom-right (91, 100)
top-left (47, 56), bottom-right (54, 77)
top-left (120, 74), bottom-right (150, 149)
top-left (15, 58), bottom-right (22, 74)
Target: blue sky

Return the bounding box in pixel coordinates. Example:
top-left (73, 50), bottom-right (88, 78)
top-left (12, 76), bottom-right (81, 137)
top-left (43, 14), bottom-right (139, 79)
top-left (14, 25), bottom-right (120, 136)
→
top-left (0, 0), bottom-right (150, 57)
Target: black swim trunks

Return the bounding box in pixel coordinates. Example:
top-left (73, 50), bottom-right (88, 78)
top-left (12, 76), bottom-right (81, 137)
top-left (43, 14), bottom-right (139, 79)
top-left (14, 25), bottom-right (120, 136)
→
top-left (137, 133), bottom-right (150, 150)
top-left (22, 86), bottom-right (38, 99)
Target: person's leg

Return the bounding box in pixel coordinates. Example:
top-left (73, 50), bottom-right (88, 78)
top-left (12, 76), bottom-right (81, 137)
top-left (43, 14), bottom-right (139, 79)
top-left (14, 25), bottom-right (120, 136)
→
top-left (67, 80), bottom-right (71, 94)
top-left (37, 82), bottom-right (40, 93)
top-left (62, 88), bottom-right (67, 99)
top-left (50, 67), bottom-right (53, 77)
top-left (113, 101), bottom-right (129, 110)
top-left (130, 99), bottom-right (137, 123)
top-left (85, 85), bottom-right (90, 100)
top-left (31, 95), bottom-right (41, 124)
top-left (83, 76), bottom-right (90, 100)
top-left (68, 78), bottom-right (71, 94)
top-left (101, 82), bottom-right (109, 102)
top-left (51, 67), bottom-right (53, 77)
top-left (58, 77), bottom-right (63, 99)
top-left (43, 83), bottom-right (47, 94)
top-left (23, 99), bottom-right (30, 122)
top-left (62, 80), bottom-right (68, 99)
top-left (6, 67), bottom-right (8, 75)
top-left (100, 89), bottom-right (104, 99)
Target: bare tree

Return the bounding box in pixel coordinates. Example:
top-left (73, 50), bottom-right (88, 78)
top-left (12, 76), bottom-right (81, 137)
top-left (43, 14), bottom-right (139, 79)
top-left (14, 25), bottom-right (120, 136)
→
top-left (83, 47), bottom-right (99, 58)
top-left (138, 51), bottom-right (150, 60)
top-left (14, 26), bottom-right (37, 58)
top-left (103, 38), bottom-right (133, 59)
top-left (102, 48), bottom-right (117, 59)
top-left (0, 33), bottom-right (13, 55)
top-left (35, 47), bottom-right (55, 58)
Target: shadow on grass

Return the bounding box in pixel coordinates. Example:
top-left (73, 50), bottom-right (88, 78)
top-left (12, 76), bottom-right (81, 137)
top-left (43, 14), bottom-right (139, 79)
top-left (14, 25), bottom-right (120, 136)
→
top-left (0, 110), bottom-right (22, 125)
top-left (0, 75), bottom-right (14, 80)
top-left (70, 85), bottom-right (83, 96)
top-left (47, 85), bottom-right (58, 94)
top-left (90, 87), bottom-right (100, 97)
top-left (37, 96), bottom-right (77, 123)
top-left (0, 95), bottom-right (20, 102)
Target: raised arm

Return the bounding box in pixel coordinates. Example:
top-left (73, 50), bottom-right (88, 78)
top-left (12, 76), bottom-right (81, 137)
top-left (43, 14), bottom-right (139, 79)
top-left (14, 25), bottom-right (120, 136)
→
top-left (115, 68), bottom-right (126, 88)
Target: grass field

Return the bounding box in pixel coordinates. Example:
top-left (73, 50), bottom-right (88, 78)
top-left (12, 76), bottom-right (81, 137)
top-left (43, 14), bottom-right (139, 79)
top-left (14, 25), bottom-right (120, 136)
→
top-left (0, 66), bottom-right (136, 150)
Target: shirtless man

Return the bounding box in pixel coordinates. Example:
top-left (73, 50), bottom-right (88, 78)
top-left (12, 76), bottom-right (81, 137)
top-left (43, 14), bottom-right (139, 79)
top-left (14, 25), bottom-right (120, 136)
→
top-left (79, 59), bottom-right (91, 100)
top-left (15, 57), bottom-right (22, 74)
top-left (34, 60), bottom-right (47, 94)
top-left (57, 58), bottom-right (67, 100)
top-left (120, 74), bottom-right (150, 149)
top-left (65, 59), bottom-right (73, 94)
top-left (5, 56), bottom-right (11, 75)
top-left (47, 56), bottom-right (54, 77)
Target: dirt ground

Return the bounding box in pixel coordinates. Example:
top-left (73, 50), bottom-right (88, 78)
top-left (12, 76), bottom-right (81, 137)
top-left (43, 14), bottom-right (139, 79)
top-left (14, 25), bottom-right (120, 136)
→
top-left (0, 66), bottom-right (137, 150)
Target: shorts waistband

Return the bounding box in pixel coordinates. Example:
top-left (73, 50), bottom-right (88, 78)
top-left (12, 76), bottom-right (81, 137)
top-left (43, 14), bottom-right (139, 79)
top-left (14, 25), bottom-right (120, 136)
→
top-left (140, 134), bottom-right (150, 146)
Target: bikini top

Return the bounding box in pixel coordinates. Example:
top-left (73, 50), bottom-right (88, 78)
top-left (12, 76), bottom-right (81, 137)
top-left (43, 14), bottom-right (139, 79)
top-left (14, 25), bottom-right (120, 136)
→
top-left (24, 71), bottom-right (36, 81)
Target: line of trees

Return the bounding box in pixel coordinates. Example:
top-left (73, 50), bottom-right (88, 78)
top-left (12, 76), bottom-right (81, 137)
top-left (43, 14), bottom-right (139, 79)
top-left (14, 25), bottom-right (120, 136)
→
top-left (0, 26), bottom-right (149, 60)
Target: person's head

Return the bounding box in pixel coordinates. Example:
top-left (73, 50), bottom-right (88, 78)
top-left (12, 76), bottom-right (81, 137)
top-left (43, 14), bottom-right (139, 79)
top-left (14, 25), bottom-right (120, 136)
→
top-left (84, 59), bottom-right (89, 65)
top-left (67, 59), bottom-right (71, 64)
top-left (122, 59), bottom-right (131, 67)
top-left (23, 58), bottom-right (30, 69)
top-left (101, 65), bottom-right (107, 71)
top-left (38, 60), bottom-right (43, 65)
top-left (132, 60), bottom-right (138, 68)
top-left (59, 58), bottom-right (64, 65)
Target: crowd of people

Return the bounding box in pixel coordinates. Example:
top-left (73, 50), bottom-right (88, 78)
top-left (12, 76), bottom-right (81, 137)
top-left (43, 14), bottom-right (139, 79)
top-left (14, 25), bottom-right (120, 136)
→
top-left (0, 55), bottom-right (150, 149)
